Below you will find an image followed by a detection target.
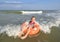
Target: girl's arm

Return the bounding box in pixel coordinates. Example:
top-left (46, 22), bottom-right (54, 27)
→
top-left (20, 27), bottom-right (31, 39)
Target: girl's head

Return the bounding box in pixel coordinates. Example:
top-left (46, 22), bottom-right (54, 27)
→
top-left (31, 16), bottom-right (36, 21)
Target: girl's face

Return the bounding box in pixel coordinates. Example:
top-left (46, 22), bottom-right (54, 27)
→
top-left (31, 17), bottom-right (35, 21)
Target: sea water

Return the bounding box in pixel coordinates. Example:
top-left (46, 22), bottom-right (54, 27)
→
top-left (0, 10), bottom-right (60, 42)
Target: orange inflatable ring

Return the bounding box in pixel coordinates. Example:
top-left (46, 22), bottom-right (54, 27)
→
top-left (23, 25), bottom-right (40, 36)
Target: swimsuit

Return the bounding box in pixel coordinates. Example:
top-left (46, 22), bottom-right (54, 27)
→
top-left (28, 21), bottom-right (35, 28)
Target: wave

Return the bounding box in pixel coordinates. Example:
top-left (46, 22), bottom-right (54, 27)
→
top-left (0, 10), bottom-right (42, 14)
top-left (0, 19), bottom-right (60, 38)
top-left (0, 12), bottom-right (60, 39)
top-left (0, 10), bottom-right (43, 14)
top-left (39, 13), bottom-right (60, 33)
top-left (0, 10), bottom-right (60, 14)
top-left (21, 11), bottom-right (42, 14)
top-left (0, 10), bottom-right (22, 14)
top-left (0, 24), bottom-right (21, 38)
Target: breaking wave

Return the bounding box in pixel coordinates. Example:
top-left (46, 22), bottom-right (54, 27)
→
top-left (0, 13), bottom-right (60, 38)
top-left (0, 24), bottom-right (21, 38)
top-left (0, 20), bottom-right (60, 38)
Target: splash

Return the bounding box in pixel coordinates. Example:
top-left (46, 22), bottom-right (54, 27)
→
top-left (39, 13), bottom-right (60, 33)
top-left (0, 20), bottom-right (60, 38)
top-left (0, 13), bottom-right (60, 38)
top-left (0, 24), bottom-right (21, 38)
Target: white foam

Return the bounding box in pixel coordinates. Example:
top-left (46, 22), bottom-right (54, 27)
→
top-left (0, 20), bottom-right (60, 38)
top-left (0, 13), bottom-right (60, 38)
top-left (21, 11), bottom-right (43, 14)
top-left (39, 13), bottom-right (60, 33)
top-left (40, 21), bottom-right (60, 34)
top-left (0, 24), bottom-right (21, 38)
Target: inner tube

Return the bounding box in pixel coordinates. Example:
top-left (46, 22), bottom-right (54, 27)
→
top-left (18, 24), bottom-right (41, 39)
top-left (23, 26), bottom-right (40, 36)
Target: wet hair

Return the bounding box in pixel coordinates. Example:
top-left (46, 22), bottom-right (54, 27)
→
top-left (31, 16), bottom-right (35, 20)
top-left (29, 16), bottom-right (36, 23)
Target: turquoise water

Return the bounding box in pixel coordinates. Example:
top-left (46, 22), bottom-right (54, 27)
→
top-left (0, 10), bottom-right (60, 42)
